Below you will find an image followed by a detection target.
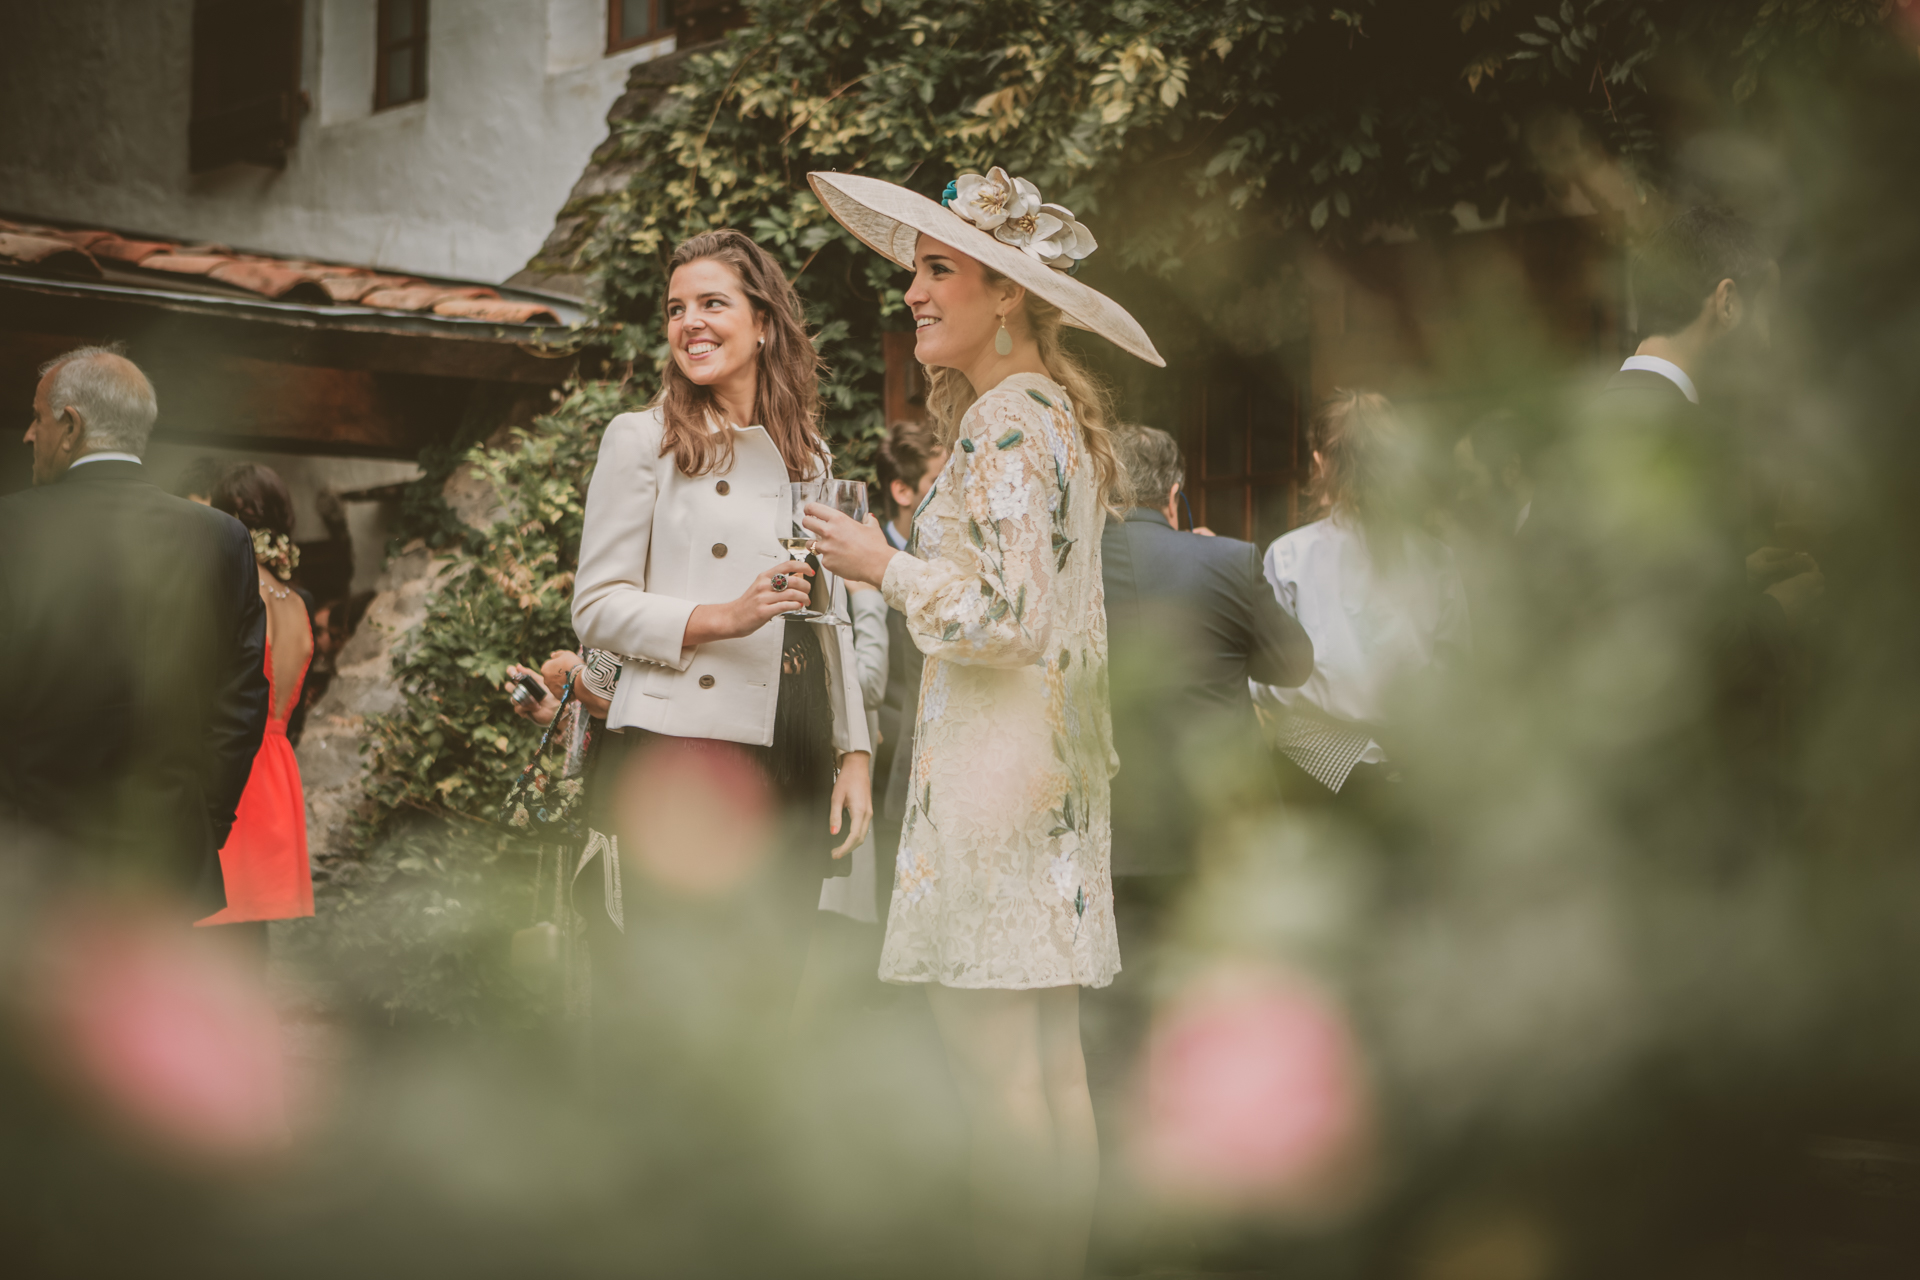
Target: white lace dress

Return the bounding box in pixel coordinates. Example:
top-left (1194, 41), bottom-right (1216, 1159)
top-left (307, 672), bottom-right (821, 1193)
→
top-left (878, 373), bottom-right (1120, 989)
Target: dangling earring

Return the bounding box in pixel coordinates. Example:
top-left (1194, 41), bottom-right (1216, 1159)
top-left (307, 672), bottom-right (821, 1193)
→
top-left (993, 315), bottom-right (1013, 357)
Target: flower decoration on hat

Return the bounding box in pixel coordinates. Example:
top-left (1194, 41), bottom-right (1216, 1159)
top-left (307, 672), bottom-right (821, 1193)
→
top-left (942, 167), bottom-right (1099, 273)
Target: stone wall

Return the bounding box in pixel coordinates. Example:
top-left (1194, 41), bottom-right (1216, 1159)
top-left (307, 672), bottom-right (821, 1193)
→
top-left (296, 540), bottom-right (446, 871)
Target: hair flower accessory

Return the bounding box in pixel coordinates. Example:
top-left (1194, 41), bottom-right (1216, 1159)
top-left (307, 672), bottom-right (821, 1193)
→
top-left (251, 528), bottom-right (300, 582)
top-left (943, 167), bottom-right (1098, 272)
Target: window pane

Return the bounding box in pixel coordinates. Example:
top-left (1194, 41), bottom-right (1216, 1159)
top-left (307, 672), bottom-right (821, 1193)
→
top-left (1207, 485), bottom-right (1247, 540)
top-left (620, 0), bottom-right (654, 42)
top-left (1254, 483), bottom-right (1295, 549)
top-left (385, 0), bottom-right (416, 41)
top-left (385, 51), bottom-right (414, 105)
top-left (1250, 383), bottom-right (1292, 474)
top-left (1204, 378), bottom-right (1247, 479)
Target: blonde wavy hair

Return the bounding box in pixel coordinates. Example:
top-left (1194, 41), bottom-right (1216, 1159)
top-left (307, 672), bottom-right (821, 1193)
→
top-left (922, 268), bottom-right (1124, 515)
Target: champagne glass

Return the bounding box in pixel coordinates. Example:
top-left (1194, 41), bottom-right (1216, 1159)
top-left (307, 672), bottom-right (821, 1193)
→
top-left (780, 481), bottom-right (827, 621)
top-left (819, 478), bottom-right (869, 525)
top-left (814, 480), bottom-right (869, 626)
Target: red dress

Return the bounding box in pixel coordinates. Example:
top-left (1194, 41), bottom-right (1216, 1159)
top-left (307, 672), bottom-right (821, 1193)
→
top-left (198, 632), bottom-right (315, 925)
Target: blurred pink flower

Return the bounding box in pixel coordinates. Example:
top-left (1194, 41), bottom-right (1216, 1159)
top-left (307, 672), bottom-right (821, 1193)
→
top-left (31, 903), bottom-right (289, 1161)
top-left (1895, 0), bottom-right (1920, 40)
top-left (616, 736), bottom-right (777, 895)
top-left (1130, 964), bottom-right (1371, 1214)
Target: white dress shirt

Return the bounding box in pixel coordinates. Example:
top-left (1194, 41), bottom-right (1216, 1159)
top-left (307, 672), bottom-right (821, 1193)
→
top-left (1259, 515), bottom-right (1472, 762)
top-left (1620, 355), bottom-right (1700, 404)
top-left (67, 451), bottom-right (143, 469)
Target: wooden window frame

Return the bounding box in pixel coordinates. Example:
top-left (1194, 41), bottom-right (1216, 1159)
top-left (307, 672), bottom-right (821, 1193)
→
top-left (607, 0), bottom-right (670, 53)
top-left (1181, 355), bottom-right (1305, 547)
top-left (188, 0), bottom-right (306, 174)
top-left (374, 0), bottom-right (429, 111)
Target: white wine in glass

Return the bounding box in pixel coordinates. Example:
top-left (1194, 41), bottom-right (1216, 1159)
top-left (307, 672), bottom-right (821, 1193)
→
top-left (782, 481), bottom-right (827, 620)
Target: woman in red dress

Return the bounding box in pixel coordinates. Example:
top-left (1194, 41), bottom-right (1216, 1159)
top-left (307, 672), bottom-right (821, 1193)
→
top-left (196, 464), bottom-right (315, 931)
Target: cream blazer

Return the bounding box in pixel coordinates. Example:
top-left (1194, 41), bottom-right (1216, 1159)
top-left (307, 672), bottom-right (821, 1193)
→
top-left (573, 406), bottom-right (870, 756)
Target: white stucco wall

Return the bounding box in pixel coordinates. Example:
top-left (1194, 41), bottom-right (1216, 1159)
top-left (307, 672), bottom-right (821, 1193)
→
top-left (1, 0), bottom-right (669, 283)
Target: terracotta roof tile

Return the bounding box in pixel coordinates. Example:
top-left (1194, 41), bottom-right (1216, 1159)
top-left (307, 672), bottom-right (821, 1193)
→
top-left (87, 236), bottom-right (180, 264)
top-left (314, 271), bottom-right (421, 303)
top-left (207, 260), bottom-right (331, 302)
top-left (360, 284), bottom-right (499, 312)
top-left (139, 253), bottom-right (233, 276)
top-left (0, 232), bottom-right (103, 277)
top-left (42, 228), bottom-right (119, 251)
top-left (432, 297), bottom-right (562, 325)
top-left (0, 215), bottom-right (570, 326)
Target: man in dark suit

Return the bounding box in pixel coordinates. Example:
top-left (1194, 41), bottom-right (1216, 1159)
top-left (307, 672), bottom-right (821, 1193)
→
top-left (871, 419), bottom-right (946, 924)
top-left (1561, 208), bottom-right (1808, 870)
top-left (1101, 424), bottom-right (1315, 882)
top-left (0, 346), bottom-right (268, 912)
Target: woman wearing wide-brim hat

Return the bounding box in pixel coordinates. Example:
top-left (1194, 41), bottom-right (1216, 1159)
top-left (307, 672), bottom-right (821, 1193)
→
top-left (803, 166), bottom-right (1161, 1278)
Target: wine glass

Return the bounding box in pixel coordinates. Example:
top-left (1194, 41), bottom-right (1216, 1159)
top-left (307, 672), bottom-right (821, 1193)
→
top-left (780, 481), bottom-right (827, 621)
top-left (819, 478), bottom-right (869, 525)
top-left (813, 480), bottom-right (869, 626)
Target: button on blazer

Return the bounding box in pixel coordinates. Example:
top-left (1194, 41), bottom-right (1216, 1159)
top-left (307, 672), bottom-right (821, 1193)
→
top-left (572, 407), bottom-right (871, 755)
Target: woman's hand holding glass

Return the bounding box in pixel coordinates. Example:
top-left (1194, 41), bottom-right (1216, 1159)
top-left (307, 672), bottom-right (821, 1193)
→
top-left (806, 503), bottom-right (896, 590)
top-left (681, 561), bottom-right (815, 647)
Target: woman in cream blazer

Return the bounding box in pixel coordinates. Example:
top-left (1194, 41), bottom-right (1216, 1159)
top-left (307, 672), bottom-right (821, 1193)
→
top-left (570, 229), bottom-right (872, 1017)
top-left (574, 403), bottom-right (870, 763)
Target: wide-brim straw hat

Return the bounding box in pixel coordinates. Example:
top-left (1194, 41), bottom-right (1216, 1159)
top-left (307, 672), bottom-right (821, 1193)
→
top-left (808, 170), bottom-right (1164, 368)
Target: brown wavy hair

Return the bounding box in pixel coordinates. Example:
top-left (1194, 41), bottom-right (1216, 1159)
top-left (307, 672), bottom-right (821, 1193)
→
top-left (655, 229), bottom-right (827, 479)
top-left (923, 270), bottom-right (1123, 515)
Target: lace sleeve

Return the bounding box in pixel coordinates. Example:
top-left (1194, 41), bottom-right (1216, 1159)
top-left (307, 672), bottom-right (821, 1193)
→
top-left (882, 388), bottom-right (1065, 668)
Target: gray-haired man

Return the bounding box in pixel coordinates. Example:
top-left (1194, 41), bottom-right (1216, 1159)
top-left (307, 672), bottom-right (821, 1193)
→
top-left (1, 346), bottom-right (268, 911)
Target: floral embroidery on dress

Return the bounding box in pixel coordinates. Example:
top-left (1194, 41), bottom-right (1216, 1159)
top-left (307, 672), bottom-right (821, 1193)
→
top-left (895, 839), bottom-right (935, 906)
top-left (920, 662), bottom-right (951, 724)
top-left (913, 512), bottom-right (943, 558)
top-left (1045, 851), bottom-right (1077, 902)
top-left (877, 373), bottom-right (1119, 990)
top-left (986, 452), bottom-right (1029, 522)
